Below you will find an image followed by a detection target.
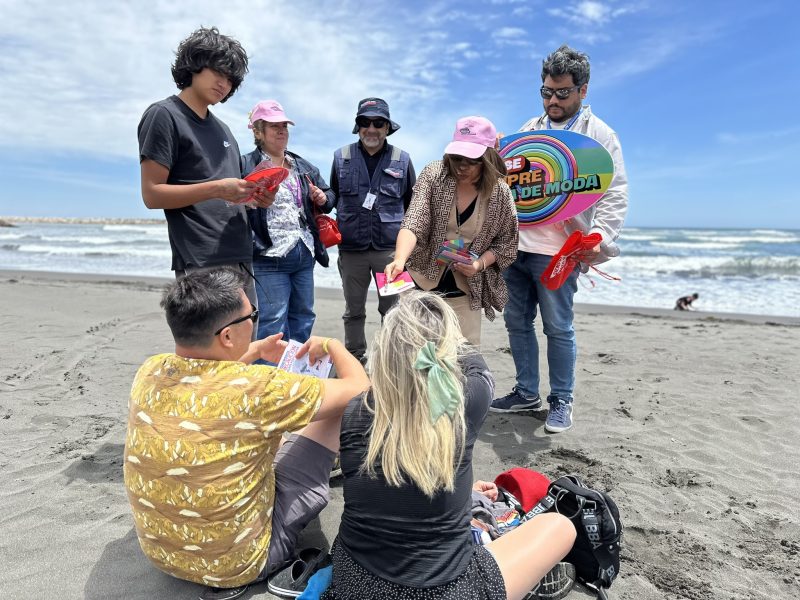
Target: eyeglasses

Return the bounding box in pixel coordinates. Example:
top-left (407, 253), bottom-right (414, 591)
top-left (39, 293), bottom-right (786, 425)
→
top-left (451, 155), bottom-right (482, 167)
top-left (356, 117), bottom-right (387, 129)
top-left (214, 306), bottom-right (258, 335)
top-left (540, 85), bottom-right (580, 99)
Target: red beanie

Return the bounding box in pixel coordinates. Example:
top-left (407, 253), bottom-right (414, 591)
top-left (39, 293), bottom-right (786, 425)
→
top-left (494, 468), bottom-right (551, 513)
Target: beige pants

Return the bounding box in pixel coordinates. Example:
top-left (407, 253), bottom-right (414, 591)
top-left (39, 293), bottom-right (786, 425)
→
top-left (444, 295), bottom-right (482, 348)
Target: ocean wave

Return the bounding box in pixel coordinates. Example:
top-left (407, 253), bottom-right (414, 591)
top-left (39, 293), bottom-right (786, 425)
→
top-left (651, 241), bottom-right (743, 250)
top-left (12, 244), bottom-right (172, 258)
top-left (102, 224), bottom-right (167, 235)
top-left (617, 255), bottom-right (800, 278)
top-left (619, 233), bottom-right (659, 241)
top-left (682, 234), bottom-right (800, 245)
top-left (39, 235), bottom-right (121, 245)
top-left (0, 232), bottom-right (28, 241)
top-left (1, 243), bottom-right (20, 251)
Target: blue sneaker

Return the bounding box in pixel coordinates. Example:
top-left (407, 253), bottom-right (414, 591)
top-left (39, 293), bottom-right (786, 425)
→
top-left (490, 388), bottom-right (542, 413)
top-left (545, 397), bottom-right (573, 433)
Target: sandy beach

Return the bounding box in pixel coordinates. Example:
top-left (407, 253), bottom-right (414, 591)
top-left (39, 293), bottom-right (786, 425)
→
top-left (1, 269), bottom-right (798, 600)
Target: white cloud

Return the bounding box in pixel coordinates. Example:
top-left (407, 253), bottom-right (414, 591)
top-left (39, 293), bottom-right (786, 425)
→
top-left (0, 0), bottom-right (487, 171)
top-left (716, 128), bottom-right (800, 145)
top-left (547, 1), bottom-right (641, 27)
top-left (492, 26), bottom-right (534, 47)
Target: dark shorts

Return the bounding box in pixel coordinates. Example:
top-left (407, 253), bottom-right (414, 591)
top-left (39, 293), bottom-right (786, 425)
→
top-left (257, 433), bottom-right (336, 580)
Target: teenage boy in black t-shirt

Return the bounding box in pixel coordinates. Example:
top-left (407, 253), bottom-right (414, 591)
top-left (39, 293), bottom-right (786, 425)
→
top-left (138, 27), bottom-right (271, 305)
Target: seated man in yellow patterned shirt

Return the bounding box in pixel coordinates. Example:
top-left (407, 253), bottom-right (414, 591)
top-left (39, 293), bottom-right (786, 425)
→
top-left (123, 267), bottom-right (369, 600)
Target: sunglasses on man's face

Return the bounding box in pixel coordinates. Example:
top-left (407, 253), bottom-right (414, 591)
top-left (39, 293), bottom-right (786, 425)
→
top-left (214, 307), bottom-right (258, 336)
top-left (356, 117), bottom-right (387, 129)
top-left (540, 85), bottom-right (580, 99)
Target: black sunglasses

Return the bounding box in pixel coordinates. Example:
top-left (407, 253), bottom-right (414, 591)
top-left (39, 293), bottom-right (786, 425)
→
top-left (356, 117), bottom-right (388, 129)
top-left (214, 306), bottom-right (258, 336)
top-left (451, 155), bottom-right (482, 166)
top-left (540, 85), bottom-right (580, 99)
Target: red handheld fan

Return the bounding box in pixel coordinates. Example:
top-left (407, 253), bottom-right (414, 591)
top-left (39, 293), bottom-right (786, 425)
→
top-left (244, 166), bottom-right (290, 191)
top-left (540, 231), bottom-right (602, 290)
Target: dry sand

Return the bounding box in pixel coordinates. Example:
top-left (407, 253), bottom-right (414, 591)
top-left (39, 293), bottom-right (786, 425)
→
top-left (1, 270), bottom-right (798, 600)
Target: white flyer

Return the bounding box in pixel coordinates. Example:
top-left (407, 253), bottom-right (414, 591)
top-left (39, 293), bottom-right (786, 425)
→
top-left (277, 339), bottom-right (333, 378)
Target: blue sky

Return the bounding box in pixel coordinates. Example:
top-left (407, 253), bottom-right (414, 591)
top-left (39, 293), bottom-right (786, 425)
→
top-left (1, 0), bottom-right (798, 229)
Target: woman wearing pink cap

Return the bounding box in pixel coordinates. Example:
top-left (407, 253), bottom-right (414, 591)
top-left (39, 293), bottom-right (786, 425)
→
top-left (385, 116), bottom-right (518, 346)
top-left (242, 100), bottom-right (335, 351)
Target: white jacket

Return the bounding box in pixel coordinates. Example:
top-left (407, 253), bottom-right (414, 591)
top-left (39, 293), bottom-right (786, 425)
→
top-left (519, 105), bottom-right (628, 264)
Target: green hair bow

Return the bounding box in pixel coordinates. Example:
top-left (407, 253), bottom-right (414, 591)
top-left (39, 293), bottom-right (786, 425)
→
top-left (414, 341), bottom-right (460, 424)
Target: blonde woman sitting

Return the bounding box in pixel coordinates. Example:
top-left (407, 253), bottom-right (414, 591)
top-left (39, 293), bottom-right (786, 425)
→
top-left (321, 291), bottom-right (575, 600)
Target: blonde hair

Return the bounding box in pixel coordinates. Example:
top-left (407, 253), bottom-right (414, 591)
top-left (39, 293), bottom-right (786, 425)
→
top-left (362, 291), bottom-right (469, 498)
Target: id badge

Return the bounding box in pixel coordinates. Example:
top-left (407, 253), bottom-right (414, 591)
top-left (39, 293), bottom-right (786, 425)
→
top-left (362, 191), bottom-right (377, 210)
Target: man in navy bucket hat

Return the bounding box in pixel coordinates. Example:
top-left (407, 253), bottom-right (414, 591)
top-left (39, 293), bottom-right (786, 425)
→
top-left (350, 97), bottom-right (401, 135)
top-left (330, 98), bottom-right (416, 364)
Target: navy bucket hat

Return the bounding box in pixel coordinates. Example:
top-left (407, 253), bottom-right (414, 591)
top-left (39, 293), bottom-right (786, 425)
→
top-left (352, 97), bottom-right (400, 135)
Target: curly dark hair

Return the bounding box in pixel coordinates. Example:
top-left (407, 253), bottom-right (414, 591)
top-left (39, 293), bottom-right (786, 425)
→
top-left (171, 27), bottom-right (249, 102)
top-left (541, 44), bottom-right (590, 87)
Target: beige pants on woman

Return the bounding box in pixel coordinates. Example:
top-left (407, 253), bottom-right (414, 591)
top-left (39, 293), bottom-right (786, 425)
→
top-left (444, 295), bottom-right (482, 348)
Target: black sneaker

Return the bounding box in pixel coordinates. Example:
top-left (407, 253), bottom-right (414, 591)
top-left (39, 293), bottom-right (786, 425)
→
top-left (526, 562), bottom-right (576, 600)
top-left (267, 547), bottom-right (330, 598)
top-left (198, 585), bottom-right (248, 600)
top-left (490, 388), bottom-right (542, 413)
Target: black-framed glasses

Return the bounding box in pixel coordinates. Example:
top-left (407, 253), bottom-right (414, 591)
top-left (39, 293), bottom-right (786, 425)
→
top-left (214, 306), bottom-right (258, 335)
top-left (451, 155), bottom-right (482, 167)
top-left (540, 85), bottom-right (580, 99)
top-left (356, 117), bottom-right (387, 129)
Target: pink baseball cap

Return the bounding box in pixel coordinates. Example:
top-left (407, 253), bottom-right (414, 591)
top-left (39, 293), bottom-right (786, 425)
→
top-left (444, 116), bottom-right (497, 159)
top-left (248, 100), bottom-right (295, 129)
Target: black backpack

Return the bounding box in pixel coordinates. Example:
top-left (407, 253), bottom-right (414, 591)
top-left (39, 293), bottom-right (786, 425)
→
top-left (524, 475), bottom-right (622, 599)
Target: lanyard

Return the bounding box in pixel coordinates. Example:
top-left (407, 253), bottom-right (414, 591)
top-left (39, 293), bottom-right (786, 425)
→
top-left (284, 173), bottom-right (303, 208)
top-left (546, 107), bottom-right (583, 131)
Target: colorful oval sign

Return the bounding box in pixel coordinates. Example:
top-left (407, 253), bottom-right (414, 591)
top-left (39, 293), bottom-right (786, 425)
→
top-left (498, 130), bottom-right (614, 228)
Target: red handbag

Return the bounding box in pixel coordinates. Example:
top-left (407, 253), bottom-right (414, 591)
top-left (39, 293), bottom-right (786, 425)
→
top-left (314, 207), bottom-right (341, 248)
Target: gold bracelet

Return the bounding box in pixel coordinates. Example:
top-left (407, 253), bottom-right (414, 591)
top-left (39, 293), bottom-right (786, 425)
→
top-left (322, 338), bottom-right (332, 354)
top-left (479, 258), bottom-right (486, 272)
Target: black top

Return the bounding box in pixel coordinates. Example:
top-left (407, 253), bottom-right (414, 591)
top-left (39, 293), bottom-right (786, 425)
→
top-left (336, 352), bottom-right (493, 587)
top-left (138, 95), bottom-right (251, 270)
top-left (433, 197), bottom-right (478, 297)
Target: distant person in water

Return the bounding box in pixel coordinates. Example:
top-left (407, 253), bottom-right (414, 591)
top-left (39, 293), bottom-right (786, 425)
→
top-left (675, 293), bottom-right (699, 311)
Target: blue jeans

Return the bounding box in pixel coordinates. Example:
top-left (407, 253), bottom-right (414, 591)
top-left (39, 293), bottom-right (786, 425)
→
top-left (502, 251), bottom-right (578, 401)
top-left (253, 241), bottom-right (316, 346)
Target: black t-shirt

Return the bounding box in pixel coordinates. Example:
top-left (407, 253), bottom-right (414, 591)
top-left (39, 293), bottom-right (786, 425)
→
top-left (336, 351), bottom-right (493, 587)
top-left (138, 96), bottom-right (252, 270)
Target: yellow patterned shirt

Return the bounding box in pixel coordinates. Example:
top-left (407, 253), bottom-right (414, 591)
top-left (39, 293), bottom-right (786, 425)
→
top-left (123, 354), bottom-right (323, 588)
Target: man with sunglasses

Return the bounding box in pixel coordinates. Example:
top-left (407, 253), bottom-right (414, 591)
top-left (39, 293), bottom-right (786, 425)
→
top-left (492, 45), bottom-right (628, 434)
top-left (124, 267), bottom-right (369, 599)
top-left (329, 97), bottom-right (416, 364)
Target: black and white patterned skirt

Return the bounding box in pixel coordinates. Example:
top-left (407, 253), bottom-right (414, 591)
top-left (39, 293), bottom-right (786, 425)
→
top-left (320, 540), bottom-right (506, 600)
